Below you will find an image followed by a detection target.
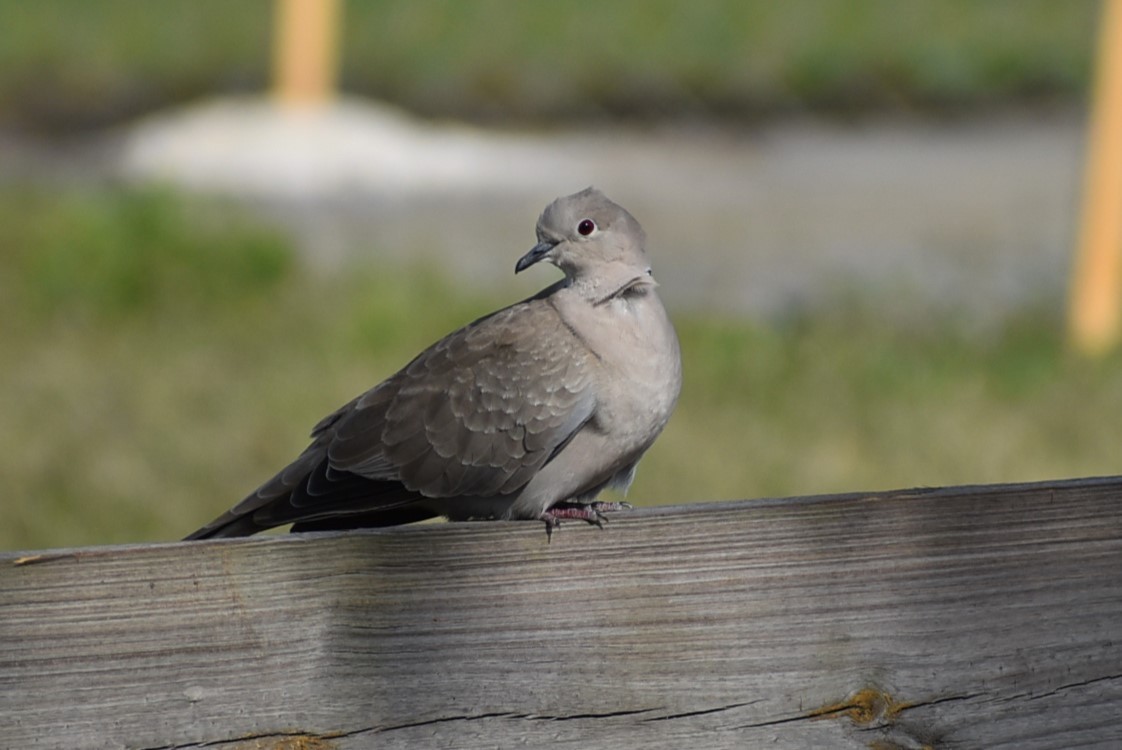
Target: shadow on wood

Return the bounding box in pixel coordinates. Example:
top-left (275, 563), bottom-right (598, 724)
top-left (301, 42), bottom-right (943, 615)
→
top-left (3, 476), bottom-right (1122, 749)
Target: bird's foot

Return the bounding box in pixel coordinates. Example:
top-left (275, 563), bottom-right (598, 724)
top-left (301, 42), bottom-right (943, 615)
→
top-left (540, 501), bottom-right (633, 542)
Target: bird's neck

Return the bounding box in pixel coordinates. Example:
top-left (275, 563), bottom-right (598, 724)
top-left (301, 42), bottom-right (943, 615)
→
top-left (566, 264), bottom-right (655, 305)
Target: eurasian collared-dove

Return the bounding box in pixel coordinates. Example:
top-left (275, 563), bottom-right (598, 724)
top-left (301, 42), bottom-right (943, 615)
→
top-left (185, 187), bottom-right (681, 540)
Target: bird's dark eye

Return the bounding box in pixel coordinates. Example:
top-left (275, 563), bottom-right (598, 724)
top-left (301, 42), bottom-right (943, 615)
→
top-left (577, 219), bottom-right (596, 236)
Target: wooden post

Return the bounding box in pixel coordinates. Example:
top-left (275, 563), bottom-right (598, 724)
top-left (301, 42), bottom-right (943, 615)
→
top-left (3, 476), bottom-right (1122, 749)
top-left (1069, 0), bottom-right (1122, 356)
top-left (272, 0), bottom-right (341, 107)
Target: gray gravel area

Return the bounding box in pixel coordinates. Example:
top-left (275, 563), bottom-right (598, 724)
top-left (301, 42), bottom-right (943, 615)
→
top-left (3, 99), bottom-right (1088, 323)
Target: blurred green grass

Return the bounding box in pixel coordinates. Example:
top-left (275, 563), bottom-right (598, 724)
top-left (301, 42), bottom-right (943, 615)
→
top-left (0, 0), bottom-right (1096, 132)
top-left (3, 187), bottom-right (1121, 552)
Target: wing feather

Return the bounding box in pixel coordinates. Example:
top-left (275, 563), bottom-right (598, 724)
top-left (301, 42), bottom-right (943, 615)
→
top-left (325, 299), bottom-right (597, 501)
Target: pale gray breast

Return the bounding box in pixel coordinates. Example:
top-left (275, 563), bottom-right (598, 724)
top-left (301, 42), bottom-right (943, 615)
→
top-left (585, 286), bottom-right (682, 449)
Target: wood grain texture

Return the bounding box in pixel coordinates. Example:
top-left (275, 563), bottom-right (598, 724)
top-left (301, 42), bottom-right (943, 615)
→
top-left (3, 476), bottom-right (1122, 750)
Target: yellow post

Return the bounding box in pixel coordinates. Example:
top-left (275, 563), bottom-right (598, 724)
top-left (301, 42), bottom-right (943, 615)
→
top-left (1070, 0), bottom-right (1122, 356)
top-left (272, 0), bottom-right (341, 107)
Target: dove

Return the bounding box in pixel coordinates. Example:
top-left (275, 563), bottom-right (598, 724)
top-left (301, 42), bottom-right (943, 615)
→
top-left (185, 187), bottom-right (681, 540)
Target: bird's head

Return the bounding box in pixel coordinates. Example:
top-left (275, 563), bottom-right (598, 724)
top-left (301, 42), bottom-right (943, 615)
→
top-left (515, 188), bottom-right (652, 289)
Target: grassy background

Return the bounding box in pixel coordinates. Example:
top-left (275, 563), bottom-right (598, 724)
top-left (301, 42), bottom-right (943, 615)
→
top-left (0, 2), bottom-right (1113, 550)
top-left (4, 188), bottom-right (1121, 551)
top-left (0, 0), bottom-right (1097, 132)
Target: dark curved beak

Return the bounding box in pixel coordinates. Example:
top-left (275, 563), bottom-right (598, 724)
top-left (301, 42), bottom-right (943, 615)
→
top-left (515, 241), bottom-right (555, 274)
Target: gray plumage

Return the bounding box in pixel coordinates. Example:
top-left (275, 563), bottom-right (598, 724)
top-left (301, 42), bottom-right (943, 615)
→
top-left (185, 187), bottom-right (681, 540)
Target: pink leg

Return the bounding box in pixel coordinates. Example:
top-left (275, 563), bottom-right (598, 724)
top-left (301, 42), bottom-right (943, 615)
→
top-left (539, 501), bottom-right (633, 541)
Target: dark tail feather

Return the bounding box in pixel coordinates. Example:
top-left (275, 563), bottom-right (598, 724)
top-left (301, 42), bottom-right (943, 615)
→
top-left (184, 503), bottom-right (438, 540)
top-left (183, 513), bottom-right (274, 540)
top-left (290, 505), bottom-right (438, 532)
top-left (183, 459), bottom-right (434, 540)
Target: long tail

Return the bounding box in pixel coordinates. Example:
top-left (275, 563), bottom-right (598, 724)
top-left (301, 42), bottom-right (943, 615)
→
top-left (183, 455), bottom-right (435, 539)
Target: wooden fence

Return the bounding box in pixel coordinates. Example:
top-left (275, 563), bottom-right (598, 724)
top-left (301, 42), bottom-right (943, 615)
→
top-left (3, 475), bottom-right (1121, 749)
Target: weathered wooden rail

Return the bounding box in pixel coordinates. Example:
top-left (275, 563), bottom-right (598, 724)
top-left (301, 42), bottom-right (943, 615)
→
top-left (2, 476), bottom-right (1121, 749)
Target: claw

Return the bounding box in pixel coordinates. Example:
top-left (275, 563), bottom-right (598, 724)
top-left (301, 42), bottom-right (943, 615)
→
top-left (541, 513), bottom-right (560, 543)
top-left (539, 500), bottom-right (633, 541)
